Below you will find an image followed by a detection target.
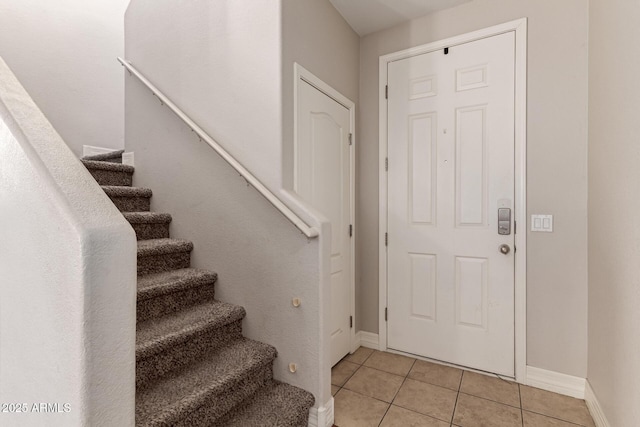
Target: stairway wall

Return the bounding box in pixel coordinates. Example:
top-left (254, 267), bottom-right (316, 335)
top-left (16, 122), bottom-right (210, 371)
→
top-left (0, 0), bottom-right (128, 156)
top-left (124, 1), bottom-right (353, 414)
top-left (125, 77), bottom-right (329, 412)
top-left (125, 0), bottom-right (285, 193)
top-left (0, 57), bottom-right (136, 426)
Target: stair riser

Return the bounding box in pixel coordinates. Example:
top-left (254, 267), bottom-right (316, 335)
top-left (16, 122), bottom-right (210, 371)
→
top-left (138, 251), bottom-right (191, 275)
top-left (137, 285), bottom-right (216, 322)
top-left (130, 222), bottom-right (170, 240)
top-left (221, 413), bottom-right (309, 427)
top-left (99, 157), bottom-right (123, 163)
top-left (87, 169), bottom-right (133, 186)
top-left (216, 407), bottom-right (310, 427)
top-left (108, 195), bottom-right (151, 212)
top-left (172, 365), bottom-right (273, 427)
top-left (83, 151), bottom-right (123, 163)
top-left (136, 320), bottom-right (243, 390)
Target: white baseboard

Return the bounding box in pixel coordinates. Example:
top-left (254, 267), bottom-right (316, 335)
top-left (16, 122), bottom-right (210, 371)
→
top-left (525, 366), bottom-right (585, 399)
top-left (354, 331), bottom-right (379, 350)
top-left (308, 397), bottom-right (333, 427)
top-left (585, 380), bottom-right (611, 427)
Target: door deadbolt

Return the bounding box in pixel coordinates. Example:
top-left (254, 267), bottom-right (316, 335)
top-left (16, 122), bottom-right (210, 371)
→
top-left (498, 208), bottom-right (511, 235)
top-left (499, 244), bottom-right (511, 255)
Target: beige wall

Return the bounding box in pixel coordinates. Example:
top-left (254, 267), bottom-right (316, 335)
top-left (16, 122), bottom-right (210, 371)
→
top-left (0, 0), bottom-right (129, 156)
top-left (358, 0), bottom-right (589, 377)
top-left (125, 0), bottom-right (333, 409)
top-left (588, 0), bottom-right (640, 424)
top-left (281, 0), bottom-right (360, 189)
top-left (126, 0), bottom-right (285, 192)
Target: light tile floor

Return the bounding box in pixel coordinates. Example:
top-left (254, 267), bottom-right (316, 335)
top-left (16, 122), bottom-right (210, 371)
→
top-left (332, 347), bottom-right (595, 427)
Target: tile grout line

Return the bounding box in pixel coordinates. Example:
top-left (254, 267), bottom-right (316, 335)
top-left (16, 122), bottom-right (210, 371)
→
top-left (521, 408), bottom-right (589, 427)
top-left (337, 351), bottom-right (415, 406)
top-left (333, 362), bottom-right (361, 389)
top-left (336, 348), bottom-right (593, 427)
top-left (358, 362), bottom-right (411, 378)
top-left (519, 383), bottom-right (524, 427)
top-left (456, 390), bottom-right (523, 410)
top-left (377, 357), bottom-right (416, 426)
top-left (335, 355), bottom-right (517, 421)
top-left (450, 367), bottom-right (465, 425)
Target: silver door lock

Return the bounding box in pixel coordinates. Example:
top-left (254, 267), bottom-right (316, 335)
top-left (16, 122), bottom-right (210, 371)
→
top-left (498, 208), bottom-right (511, 235)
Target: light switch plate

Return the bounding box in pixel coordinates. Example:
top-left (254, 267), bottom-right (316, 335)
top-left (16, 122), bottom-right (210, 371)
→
top-left (531, 215), bottom-right (553, 232)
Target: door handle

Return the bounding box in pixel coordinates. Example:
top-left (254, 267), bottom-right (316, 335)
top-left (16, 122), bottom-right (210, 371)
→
top-left (499, 244), bottom-right (511, 255)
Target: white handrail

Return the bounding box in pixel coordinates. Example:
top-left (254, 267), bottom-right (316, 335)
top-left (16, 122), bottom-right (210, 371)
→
top-left (118, 57), bottom-right (319, 238)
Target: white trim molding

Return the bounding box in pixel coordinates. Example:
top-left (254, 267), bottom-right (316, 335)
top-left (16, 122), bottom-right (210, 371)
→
top-left (585, 380), bottom-right (611, 427)
top-left (308, 397), bottom-right (334, 427)
top-left (378, 18), bottom-right (528, 382)
top-left (525, 366), bottom-right (585, 399)
top-left (354, 331), bottom-right (380, 350)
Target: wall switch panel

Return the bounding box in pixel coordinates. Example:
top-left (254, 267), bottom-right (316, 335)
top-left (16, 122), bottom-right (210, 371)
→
top-left (531, 214), bottom-right (553, 232)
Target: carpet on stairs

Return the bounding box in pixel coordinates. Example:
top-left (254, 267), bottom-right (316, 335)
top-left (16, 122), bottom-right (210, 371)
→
top-left (82, 152), bottom-right (315, 426)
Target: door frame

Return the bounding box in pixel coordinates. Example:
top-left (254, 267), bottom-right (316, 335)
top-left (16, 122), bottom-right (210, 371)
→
top-left (378, 18), bottom-right (528, 381)
top-left (294, 63), bottom-right (357, 354)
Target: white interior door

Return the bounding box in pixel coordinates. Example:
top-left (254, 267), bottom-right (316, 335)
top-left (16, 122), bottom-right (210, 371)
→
top-left (296, 79), bottom-right (352, 367)
top-left (387, 32), bottom-right (516, 376)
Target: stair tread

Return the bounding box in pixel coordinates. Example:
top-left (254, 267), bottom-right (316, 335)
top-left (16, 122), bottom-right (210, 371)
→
top-left (138, 268), bottom-right (216, 301)
top-left (137, 238), bottom-right (193, 257)
top-left (219, 380), bottom-right (315, 427)
top-left (81, 159), bottom-right (134, 173)
top-left (82, 149), bottom-right (124, 161)
top-left (81, 146), bottom-right (311, 426)
top-left (136, 338), bottom-right (276, 425)
top-left (102, 185), bottom-right (152, 197)
top-left (123, 211), bottom-right (172, 224)
top-left (136, 299), bottom-right (245, 359)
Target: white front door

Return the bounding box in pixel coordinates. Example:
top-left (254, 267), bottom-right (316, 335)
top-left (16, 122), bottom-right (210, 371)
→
top-left (296, 78), bottom-right (353, 367)
top-left (387, 32), bottom-right (516, 376)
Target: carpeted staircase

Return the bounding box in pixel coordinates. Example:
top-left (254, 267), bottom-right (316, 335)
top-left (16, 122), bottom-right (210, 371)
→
top-left (82, 150), bottom-right (315, 427)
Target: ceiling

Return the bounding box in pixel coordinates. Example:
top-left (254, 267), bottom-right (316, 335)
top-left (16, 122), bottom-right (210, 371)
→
top-left (328, 0), bottom-right (472, 36)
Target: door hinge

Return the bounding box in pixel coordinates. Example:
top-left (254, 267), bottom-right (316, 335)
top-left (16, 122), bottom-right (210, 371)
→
top-left (385, 157), bottom-right (388, 171)
top-left (385, 232), bottom-right (388, 246)
top-left (514, 221), bottom-right (517, 234)
top-left (385, 307), bottom-right (388, 321)
top-left (350, 316), bottom-right (353, 328)
top-left (348, 133), bottom-right (353, 145)
top-left (349, 224), bottom-right (353, 237)
top-left (385, 85), bottom-right (388, 99)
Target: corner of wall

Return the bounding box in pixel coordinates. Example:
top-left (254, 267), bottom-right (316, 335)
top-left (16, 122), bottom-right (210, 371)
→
top-left (585, 380), bottom-right (612, 427)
